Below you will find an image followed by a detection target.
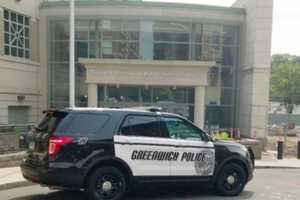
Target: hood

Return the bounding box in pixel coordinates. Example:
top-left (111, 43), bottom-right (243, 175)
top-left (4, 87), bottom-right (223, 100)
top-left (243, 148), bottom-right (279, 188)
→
top-left (213, 140), bottom-right (248, 150)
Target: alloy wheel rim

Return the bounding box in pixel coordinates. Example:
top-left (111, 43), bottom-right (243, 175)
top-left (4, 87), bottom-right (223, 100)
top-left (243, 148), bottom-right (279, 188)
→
top-left (223, 170), bottom-right (242, 191)
top-left (96, 174), bottom-right (122, 200)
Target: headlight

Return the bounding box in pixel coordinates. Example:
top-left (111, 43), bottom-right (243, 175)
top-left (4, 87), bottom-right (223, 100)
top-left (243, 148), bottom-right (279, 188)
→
top-left (241, 145), bottom-right (248, 152)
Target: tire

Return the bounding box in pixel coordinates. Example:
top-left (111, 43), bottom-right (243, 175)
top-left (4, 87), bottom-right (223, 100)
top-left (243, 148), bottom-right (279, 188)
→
top-left (215, 163), bottom-right (247, 196)
top-left (87, 166), bottom-right (127, 200)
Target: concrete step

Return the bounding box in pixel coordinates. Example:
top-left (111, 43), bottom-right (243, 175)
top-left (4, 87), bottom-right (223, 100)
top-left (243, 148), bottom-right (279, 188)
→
top-left (0, 151), bottom-right (26, 168)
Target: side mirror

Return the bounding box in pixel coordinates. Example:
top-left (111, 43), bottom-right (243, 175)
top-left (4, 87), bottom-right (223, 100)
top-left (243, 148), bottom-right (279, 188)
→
top-left (206, 133), bottom-right (215, 142)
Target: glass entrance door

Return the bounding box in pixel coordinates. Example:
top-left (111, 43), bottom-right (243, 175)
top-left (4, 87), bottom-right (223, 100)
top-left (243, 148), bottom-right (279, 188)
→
top-left (98, 85), bottom-right (195, 121)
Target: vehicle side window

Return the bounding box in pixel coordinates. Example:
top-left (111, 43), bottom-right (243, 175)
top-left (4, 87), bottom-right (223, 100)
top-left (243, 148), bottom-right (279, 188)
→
top-left (121, 115), bottom-right (161, 138)
top-left (55, 113), bottom-right (110, 135)
top-left (163, 117), bottom-right (207, 141)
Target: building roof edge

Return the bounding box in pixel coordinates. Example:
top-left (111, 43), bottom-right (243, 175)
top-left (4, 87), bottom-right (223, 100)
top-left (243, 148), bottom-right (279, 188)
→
top-left (40, 1), bottom-right (245, 15)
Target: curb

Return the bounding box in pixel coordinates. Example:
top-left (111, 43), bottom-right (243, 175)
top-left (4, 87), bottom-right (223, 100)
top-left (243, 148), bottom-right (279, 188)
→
top-left (0, 181), bottom-right (36, 191)
top-left (255, 166), bottom-right (300, 169)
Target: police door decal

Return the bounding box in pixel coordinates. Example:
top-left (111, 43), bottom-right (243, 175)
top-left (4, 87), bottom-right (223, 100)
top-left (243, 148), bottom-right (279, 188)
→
top-left (169, 140), bottom-right (215, 177)
top-left (193, 150), bottom-right (215, 176)
top-left (114, 135), bottom-right (174, 176)
top-left (114, 135), bottom-right (215, 177)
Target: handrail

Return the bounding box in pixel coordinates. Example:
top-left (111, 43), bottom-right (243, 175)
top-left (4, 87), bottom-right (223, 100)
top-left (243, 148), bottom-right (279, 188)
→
top-left (0, 123), bottom-right (36, 128)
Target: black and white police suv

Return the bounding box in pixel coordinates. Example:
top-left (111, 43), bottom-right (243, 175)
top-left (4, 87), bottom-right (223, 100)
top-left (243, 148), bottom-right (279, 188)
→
top-left (21, 107), bottom-right (254, 200)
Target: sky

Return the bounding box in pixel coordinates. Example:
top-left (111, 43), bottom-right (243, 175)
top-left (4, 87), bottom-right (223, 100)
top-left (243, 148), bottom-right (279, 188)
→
top-left (145, 0), bottom-right (300, 56)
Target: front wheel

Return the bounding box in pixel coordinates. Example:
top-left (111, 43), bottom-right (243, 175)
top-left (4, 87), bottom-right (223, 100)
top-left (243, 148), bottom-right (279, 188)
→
top-left (87, 167), bottom-right (127, 200)
top-left (215, 163), bottom-right (247, 196)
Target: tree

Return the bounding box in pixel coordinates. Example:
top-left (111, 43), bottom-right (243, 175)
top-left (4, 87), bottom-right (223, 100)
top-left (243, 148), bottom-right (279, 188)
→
top-left (270, 62), bottom-right (300, 114)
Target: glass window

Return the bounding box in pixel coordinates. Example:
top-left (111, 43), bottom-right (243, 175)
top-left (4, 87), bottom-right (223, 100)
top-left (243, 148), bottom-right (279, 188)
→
top-left (192, 24), bottom-right (203, 43)
top-left (106, 86), bottom-right (139, 103)
top-left (202, 24), bottom-right (222, 46)
top-left (121, 115), bottom-right (161, 137)
top-left (153, 21), bottom-right (190, 61)
top-left (221, 68), bottom-right (233, 87)
top-left (102, 31), bottom-right (139, 41)
top-left (153, 87), bottom-right (174, 103)
top-left (75, 21), bottom-right (89, 40)
top-left (223, 25), bottom-right (236, 45)
top-left (163, 117), bottom-right (207, 141)
top-left (53, 21), bottom-right (69, 40)
top-left (154, 43), bottom-right (189, 60)
top-left (3, 9), bottom-right (30, 59)
top-left (53, 41), bottom-right (69, 61)
top-left (56, 113), bottom-right (110, 135)
top-left (102, 41), bottom-right (139, 59)
top-left (221, 88), bottom-right (233, 105)
top-left (89, 20), bottom-right (97, 40)
top-left (76, 41), bottom-right (88, 58)
top-left (153, 22), bottom-right (190, 42)
top-left (193, 44), bottom-right (202, 61)
top-left (205, 106), bottom-right (233, 128)
top-left (141, 87), bottom-right (152, 103)
top-left (222, 46), bottom-right (235, 66)
top-left (208, 67), bottom-right (219, 87)
top-left (174, 88), bottom-right (187, 104)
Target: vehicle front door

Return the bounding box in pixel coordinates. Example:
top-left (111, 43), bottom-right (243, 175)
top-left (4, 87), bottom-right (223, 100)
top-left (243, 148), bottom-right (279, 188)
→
top-left (114, 114), bottom-right (173, 177)
top-left (162, 117), bottom-right (215, 177)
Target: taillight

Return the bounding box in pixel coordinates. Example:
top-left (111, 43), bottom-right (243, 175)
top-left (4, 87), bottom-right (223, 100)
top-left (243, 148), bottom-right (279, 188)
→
top-left (48, 136), bottom-right (74, 157)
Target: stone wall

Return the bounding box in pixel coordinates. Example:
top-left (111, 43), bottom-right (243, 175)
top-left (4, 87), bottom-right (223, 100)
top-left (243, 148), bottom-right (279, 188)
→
top-left (0, 133), bottom-right (19, 154)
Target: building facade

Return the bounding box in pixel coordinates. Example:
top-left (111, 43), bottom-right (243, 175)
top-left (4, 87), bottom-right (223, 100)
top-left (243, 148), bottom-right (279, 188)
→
top-left (0, 0), bottom-right (273, 140)
top-left (0, 0), bottom-right (40, 127)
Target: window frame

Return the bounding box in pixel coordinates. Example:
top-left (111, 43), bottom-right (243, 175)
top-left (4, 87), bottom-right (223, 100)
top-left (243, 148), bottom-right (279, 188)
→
top-left (3, 9), bottom-right (30, 59)
top-left (54, 112), bottom-right (111, 136)
top-left (119, 114), bottom-right (168, 138)
top-left (161, 116), bottom-right (210, 142)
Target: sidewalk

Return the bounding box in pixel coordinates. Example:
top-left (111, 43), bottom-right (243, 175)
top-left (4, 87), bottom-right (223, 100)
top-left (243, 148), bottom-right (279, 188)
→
top-left (255, 151), bottom-right (300, 169)
top-left (0, 167), bottom-right (33, 191)
top-left (0, 153), bottom-right (299, 191)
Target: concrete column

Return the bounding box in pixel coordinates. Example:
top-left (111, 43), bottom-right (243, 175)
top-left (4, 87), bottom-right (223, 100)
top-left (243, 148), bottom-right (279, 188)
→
top-left (194, 86), bottom-right (205, 128)
top-left (88, 83), bottom-right (98, 107)
top-left (0, 8), bottom-right (4, 56)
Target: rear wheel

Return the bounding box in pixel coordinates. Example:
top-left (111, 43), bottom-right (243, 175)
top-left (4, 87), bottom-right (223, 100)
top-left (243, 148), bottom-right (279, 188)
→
top-left (215, 163), bottom-right (247, 196)
top-left (87, 167), bottom-right (127, 200)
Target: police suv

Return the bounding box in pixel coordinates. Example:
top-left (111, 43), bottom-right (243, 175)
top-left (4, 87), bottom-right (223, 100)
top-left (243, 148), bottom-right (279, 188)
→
top-left (21, 107), bottom-right (254, 200)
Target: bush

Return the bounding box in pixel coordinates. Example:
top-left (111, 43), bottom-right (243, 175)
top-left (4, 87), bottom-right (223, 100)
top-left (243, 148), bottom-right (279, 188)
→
top-left (214, 132), bottom-right (233, 141)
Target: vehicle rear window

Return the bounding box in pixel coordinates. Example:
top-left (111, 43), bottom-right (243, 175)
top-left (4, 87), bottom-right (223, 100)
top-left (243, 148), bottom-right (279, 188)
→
top-left (55, 113), bottom-right (110, 135)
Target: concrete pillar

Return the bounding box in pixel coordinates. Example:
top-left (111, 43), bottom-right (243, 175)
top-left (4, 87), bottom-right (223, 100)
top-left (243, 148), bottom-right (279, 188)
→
top-left (194, 86), bottom-right (205, 128)
top-left (88, 83), bottom-right (98, 107)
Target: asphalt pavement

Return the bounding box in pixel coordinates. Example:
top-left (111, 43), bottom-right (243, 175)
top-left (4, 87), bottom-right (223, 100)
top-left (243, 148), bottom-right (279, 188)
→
top-left (0, 169), bottom-right (300, 200)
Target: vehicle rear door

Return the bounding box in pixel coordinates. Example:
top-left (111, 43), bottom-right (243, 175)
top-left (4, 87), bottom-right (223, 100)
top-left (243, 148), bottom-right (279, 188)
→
top-left (161, 116), bottom-right (215, 177)
top-left (114, 114), bottom-right (174, 177)
top-left (25, 111), bottom-right (68, 166)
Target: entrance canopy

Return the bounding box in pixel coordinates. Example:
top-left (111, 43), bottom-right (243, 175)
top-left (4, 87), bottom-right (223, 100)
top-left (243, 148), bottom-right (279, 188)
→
top-left (80, 59), bottom-right (215, 87)
top-left (79, 58), bottom-right (215, 127)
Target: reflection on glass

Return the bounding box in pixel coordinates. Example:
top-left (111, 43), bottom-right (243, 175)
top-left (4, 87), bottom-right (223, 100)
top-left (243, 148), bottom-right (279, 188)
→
top-left (221, 68), bottom-right (233, 87)
top-left (54, 41), bottom-right (69, 61)
top-left (205, 106), bottom-right (233, 128)
top-left (223, 46), bottom-right (234, 66)
top-left (102, 41), bottom-right (139, 59)
top-left (96, 85), bottom-right (195, 121)
top-left (49, 19), bottom-right (239, 127)
top-left (154, 43), bottom-right (189, 60)
top-left (76, 42), bottom-right (88, 58)
top-left (220, 88), bottom-right (233, 105)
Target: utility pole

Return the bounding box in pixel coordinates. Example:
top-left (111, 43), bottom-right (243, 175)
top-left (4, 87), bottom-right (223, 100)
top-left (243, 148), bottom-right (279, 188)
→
top-left (69, 0), bottom-right (75, 108)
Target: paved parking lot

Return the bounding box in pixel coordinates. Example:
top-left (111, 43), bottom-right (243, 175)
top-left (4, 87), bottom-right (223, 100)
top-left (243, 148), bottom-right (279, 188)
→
top-left (0, 169), bottom-right (300, 200)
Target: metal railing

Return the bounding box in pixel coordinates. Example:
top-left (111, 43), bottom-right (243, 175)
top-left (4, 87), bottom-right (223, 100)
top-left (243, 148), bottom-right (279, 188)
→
top-left (0, 124), bottom-right (35, 135)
